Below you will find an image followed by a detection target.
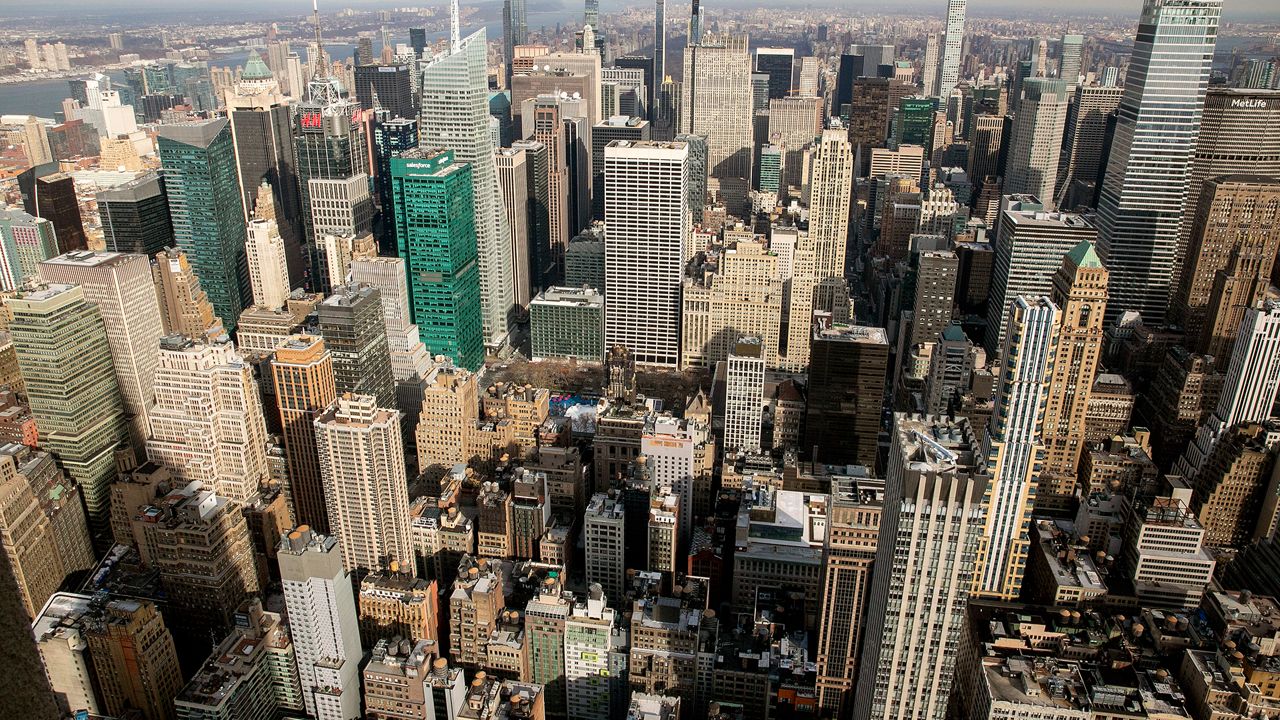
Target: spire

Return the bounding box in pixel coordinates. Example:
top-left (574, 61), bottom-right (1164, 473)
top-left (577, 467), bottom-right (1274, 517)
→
top-left (450, 0), bottom-right (461, 52)
top-left (241, 49), bottom-right (272, 81)
top-left (311, 0), bottom-right (326, 80)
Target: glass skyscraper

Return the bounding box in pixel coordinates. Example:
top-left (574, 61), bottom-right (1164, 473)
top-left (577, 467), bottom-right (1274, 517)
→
top-left (420, 26), bottom-right (515, 349)
top-left (391, 149), bottom-right (484, 371)
top-left (1095, 0), bottom-right (1221, 324)
top-left (939, 0), bottom-right (966, 94)
top-left (157, 118), bottom-right (251, 331)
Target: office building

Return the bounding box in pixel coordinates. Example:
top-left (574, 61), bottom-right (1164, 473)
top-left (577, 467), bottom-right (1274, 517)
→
top-left (353, 63), bottom-right (414, 120)
top-left (174, 600), bottom-right (303, 720)
top-left (756, 47), bottom-right (794, 99)
top-left (420, 24), bottom-right (514, 349)
top-left (278, 527), bottom-right (363, 720)
top-left (495, 147), bottom-right (533, 309)
top-left (808, 126), bottom-right (855, 279)
top-left (1055, 84), bottom-right (1122, 207)
top-left (314, 393), bottom-right (412, 574)
top-left (682, 239), bottom-right (783, 369)
top-left (724, 337), bottom-right (766, 454)
top-left (977, 296), bottom-right (1058, 600)
top-left (33, 593), bottom-right (183, 720)
top-left (246, 215), bottom-right (292, 311)
top-left (349, 257), bottom-right (432, 383)
top-left (591, 116), bottom-right (650, 219)
top-left (1190, 422), bottom-right (1279, 548)
top-left (7, 283), bottom-right (128, 550)
top-left (1003, 79), bottom-right (1069, 203)
top-left (908, 249), bottom-right (959, 347)
top-left (1094, 0), bottom-right (1221, 324)
top-left (272, 335), bottom-right (337, 531)
top-left (152, 246), bottom-right (227, 344)
top-left (768, 96), bottom-right (823, 197)
top-left (604, 140), bottom-right (688, 366)
top-left (1175, 88), bottom-right (1280, 294)
top-left (309, 177), bottom-right (375, 289)
top-left (39, 251), bottom-right (164, 447)
top-left (564, 587), bottom-right (619, 720)
top-left (294, 71), bottom-right (369, 294)
top-left (317, 284), bottom-right (395, 409)
top-left (144, 336), bottom-right (270, 504)
top-left (680, 34), bottom-right (753, 209)
top-left (852, 414), bottom-right (987, 720)
top-left (97, 172), bottom-right (175, 257)
top-left (1176, 301), bottom-right (1280, 479)
top-left (0, 209), bottom-right (57, 291)
top-left (966, 114), bottom-right (1007, 183)
top-left (806, 324), bottom-right (889, 468)
top-left (391, 149), bottom-right (485, 370)
top-left (939, 0), bottom-right (967, 94)
top-left (360, 638), bottom-right (434, 717)
top-left (20, 171), bottom-right (87, 254)
top-left (584, 492), bottom-right (626, 603)
top-left (0, 445), bottom-right (94, 619)
top-left (158, 119), bottom-right (252, 331)
top-left (1173, 176), bottom-right (1280, 361)
top-left (1121, 481), bottom-right (1216, 608)
top-left (530, 285), bottom-right (604, 362)
top-left (815, 473), bottom-right (884, 716)
top-left (503, 0), bottom-right (528, 84)
top-left (226, 52), bottom-right (304, 286)
top-left (986, 197), bottom-right (1096, 355)
top-left (1039, 242), bottom-right (1108, 507)
top-left (132, 480), bottom-right (263, 644)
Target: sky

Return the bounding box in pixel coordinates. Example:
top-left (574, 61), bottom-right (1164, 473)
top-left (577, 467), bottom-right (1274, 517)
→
top-left (3, 0), bottom-right (1278, 23)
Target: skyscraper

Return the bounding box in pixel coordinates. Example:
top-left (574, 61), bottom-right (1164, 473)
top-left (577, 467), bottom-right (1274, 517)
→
top-left (755, 47), bottom-right (794, 99)
top-left (39, 251), bottom-right (164, 447)
top-left (986, 197), bottom-right (1097, 355)
top-left (1172, 176), bottom-right (1280, 361)
top-left (854, 414), bottom-right (987, 720)
top-left (294, 71), bottom-right (369, 294)
top-left (246, 214), bottom-right (292, 310)
top-left (145, 336), bottom-right (271, 504)
top-left (349, 256), bottom-right (433, 383)
top-left (807, 128), bottom-right (855, 280)
top-left (939, 0), bottom-right (966, 94)
top-left (157, 118), bottom-right (252, 331)
top-left (805, 324), bottom-right (889, 468)
top-left (272, 335), bottom-right (338, 532)
top-left (20, 171), bottom-right (87, 255)
top-left (314, 393), bottom-right (412, 574)
top-left (977, 295), bottom-right (1058, 599)
top-left (226, 50), bottom-right (305, 287)
top-left (502, 0), bottom-right (527, 85)
top-left (391, 149), bottom-right (485, 371)
top-left (654, 0), bottom-right (666, 88)
top-left (1176, 301), bottom-right (1280, 479)
top-left (420, 22), bottom-right (515, 350)
top-left (317, 283), bottom-right (396, 409)
top-left (724, 337), bottom-right (765, 454)
top-left (1054, 84), bottom-right (1123, 208)
top-left (1059, 34), bottom-right (1083, 83)
top-left (603, 140), bottom-right (688, 366)
top-left (1173, 88), bottom-right (1280, 295)
top-left (152, 246), bottom-right (227, 343)
top-left (680, 34), bottom-right (753, 210)
top-left (7, 283), bottom-right (128, 550)
top-left (816, 473), bottom-right (884, 716)
top-left (1038, 242), bottom-right (1108, 507)
top-left (96, 172), bottom-right (175, 257)
top-left (0, 209), bottom-right (57, 291)
top-left (1095, 0), bottom-right (1221, 324)
top-left (1003, 78), bottom-right (1069, 203)
top-left (352, 63), bottom-right (414, 120)
top-left (278, 527), bottom-right (363, 720)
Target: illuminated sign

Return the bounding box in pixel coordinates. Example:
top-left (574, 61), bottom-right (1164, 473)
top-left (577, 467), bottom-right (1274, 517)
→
top-left (300, 112), bottom-right (322, 129)
top-left (1230, 98), bottom-right (1272, 110)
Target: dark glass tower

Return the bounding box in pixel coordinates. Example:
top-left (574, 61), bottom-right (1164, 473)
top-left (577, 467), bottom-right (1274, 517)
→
top-left (294, 75), bottom-right (370, 293)
top-left (227, 50), bottom-right (305, 286)
top-left (18, 168), bottom-right (87, 253)
top-left (353, 63), bottom-right (415, 120)
top-left (97, 172), bottom-right (175, 256)
top-left (157, 118), bottom-right (251, 331)
top-left (372, 110), bottom-right (420, 254)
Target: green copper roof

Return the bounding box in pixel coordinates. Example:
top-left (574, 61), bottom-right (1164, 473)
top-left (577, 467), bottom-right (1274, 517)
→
top-left (241, 49), bottom-right (273, 81)
top-left (1066, 239), bottom-right (1102, 269)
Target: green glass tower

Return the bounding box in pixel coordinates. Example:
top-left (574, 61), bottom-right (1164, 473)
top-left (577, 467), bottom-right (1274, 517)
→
top-left (895, 96), bottom-right (938, 153)
top-left (157, 118), bottom-right (251, 331)
top-left (390, 149), bottom-right (484, 371)
top-left (8, 283), bottom-right (128, 552)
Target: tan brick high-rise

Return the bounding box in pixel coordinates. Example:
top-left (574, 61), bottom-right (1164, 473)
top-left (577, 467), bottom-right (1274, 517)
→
top-left (271, 334), bottom-right (336, 531)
